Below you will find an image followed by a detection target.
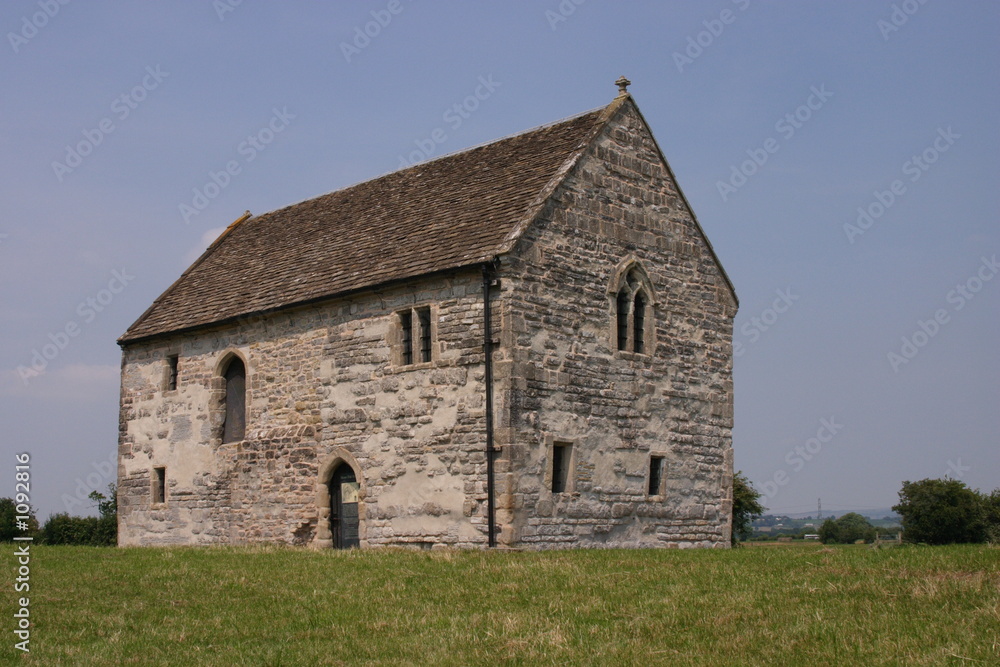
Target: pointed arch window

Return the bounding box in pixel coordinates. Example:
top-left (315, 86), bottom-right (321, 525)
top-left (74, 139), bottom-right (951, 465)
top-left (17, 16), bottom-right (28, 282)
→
top-left (611, 262), bottom-right (656, 355)
top-left (222, 356), bottom-right (246, 443)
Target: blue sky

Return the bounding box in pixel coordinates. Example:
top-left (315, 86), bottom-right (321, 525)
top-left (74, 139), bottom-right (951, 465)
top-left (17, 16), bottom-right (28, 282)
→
top-left (1, 1), bottom-right (997, 520)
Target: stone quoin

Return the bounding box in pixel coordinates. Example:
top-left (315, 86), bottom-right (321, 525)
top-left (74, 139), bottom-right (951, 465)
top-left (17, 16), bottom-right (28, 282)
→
top-left (116, 79), bottom-right (739, 550)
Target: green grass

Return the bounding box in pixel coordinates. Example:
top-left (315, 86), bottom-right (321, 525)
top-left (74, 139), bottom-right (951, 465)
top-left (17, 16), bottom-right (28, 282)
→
top-left (2, 543), bottom-right (997, 665)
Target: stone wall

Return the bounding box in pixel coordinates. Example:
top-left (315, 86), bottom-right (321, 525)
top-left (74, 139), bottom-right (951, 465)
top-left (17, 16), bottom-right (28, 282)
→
top-left (118, 270), bottom-right (496, 547)
top-left (499, 99), bottom-right (737, 549)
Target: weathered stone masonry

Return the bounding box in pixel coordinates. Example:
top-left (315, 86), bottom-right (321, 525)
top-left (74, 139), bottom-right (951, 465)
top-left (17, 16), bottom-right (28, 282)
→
top-left (120, 272), bottom-right (496, 547)
top-left (501, 103), bottom-right (736, 548)
top-left (117, 84), bottom-right (737, 550)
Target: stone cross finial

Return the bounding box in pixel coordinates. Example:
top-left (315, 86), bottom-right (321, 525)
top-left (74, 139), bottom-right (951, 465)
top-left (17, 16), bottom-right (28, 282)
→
top-left (616, 76), bottom-right (631, 96)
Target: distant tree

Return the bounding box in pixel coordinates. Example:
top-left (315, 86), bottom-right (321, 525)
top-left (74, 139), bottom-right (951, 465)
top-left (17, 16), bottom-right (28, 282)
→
top-left (818, 518), bottom-right (838, 543)
top-left (893, 478), bottom-right (987, 545)
top-left (837, 513), bottom-right (877, 543)
top-left (818, 513), bottom-right (876, 544)
top-left (731, 471), bottom-right (765, 546)
top-left (90, 484), bottom-right (117, 521)
top-left (0, 498), bottom-right (39, 541)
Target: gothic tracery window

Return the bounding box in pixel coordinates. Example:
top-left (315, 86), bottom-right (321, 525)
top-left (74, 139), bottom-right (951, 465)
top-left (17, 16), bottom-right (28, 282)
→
top-left (613, 264), bottom-right (654, 355)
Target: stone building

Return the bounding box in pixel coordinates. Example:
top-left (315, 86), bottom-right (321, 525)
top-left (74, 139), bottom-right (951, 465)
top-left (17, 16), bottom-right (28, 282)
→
top-left (117, 78), bottom-right (738, 550)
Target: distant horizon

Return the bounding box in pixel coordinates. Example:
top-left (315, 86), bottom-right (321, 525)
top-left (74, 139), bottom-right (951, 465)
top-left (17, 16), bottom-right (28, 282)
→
top-left (759, 508), bottom-right (901, 521)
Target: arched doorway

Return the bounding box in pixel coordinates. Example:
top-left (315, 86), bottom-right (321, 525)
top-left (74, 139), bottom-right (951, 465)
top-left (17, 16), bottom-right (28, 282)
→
top-left (330, 464), bottom-right (360, 549)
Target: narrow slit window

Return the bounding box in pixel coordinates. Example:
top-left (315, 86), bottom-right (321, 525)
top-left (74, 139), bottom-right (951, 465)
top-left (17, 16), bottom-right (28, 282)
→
top-left (551, 443), bottom-right (571, 493)
top-left (648, 456), bottom-right (664, 496)
top-left (616, 290), bottom-right (629, 351)
top-left (633, 293), bottom-right (646, 354)
top-left (166, 355), bottom-right (179, 391)
top-left (400, 311), bottom-right (413, 366)
top-left (152, 467), bottom-right (166, 504)
top-left (417, 307), bottom-right (432, 363)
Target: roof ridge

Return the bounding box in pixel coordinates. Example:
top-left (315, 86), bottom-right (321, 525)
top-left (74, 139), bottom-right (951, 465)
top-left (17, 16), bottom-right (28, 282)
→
top-left (119, 97), bottom-right (625, 344)
top-left (247, 105), bottom-right (609, 223)
top-left (395, 104), bottom-right (606, 172)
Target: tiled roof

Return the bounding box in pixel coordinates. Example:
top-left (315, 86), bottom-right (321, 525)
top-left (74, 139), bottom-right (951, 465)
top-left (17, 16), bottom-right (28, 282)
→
top-left (120, 105), bottom-right (611, 343)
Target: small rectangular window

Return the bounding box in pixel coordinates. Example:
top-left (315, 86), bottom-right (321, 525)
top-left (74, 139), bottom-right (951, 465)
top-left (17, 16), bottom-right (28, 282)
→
top-left (400, 311), bottom-right (413, 365)
top-left (166, 355), bottom-right (179, 390)
top-left (152, 467), bottom-right (166, 504)
top-left (648, 456), bottom-right (664, 496)
top-left (417, 307), bottom-right (432, 363)
top-left (398, 307), bottom-right (434, 366)
top-left (552, 443), bottom-right (571, 493)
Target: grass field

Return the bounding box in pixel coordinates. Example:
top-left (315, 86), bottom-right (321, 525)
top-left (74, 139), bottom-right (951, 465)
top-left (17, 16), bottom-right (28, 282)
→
top-left (2, 542), bottom-right (997, 665)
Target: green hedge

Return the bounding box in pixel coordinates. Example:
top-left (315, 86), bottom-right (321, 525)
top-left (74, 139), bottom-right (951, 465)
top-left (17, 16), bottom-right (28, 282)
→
top-left (40, 513), bottom-right (116, 546)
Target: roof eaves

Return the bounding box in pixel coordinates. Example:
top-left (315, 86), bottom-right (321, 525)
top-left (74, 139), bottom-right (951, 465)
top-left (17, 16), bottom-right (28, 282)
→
top-left (117, 262), bottom-right (485, 346)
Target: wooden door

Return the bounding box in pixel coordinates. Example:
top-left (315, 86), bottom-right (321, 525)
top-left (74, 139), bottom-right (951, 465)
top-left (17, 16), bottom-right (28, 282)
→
top-left (331, 465), bottom-right (360, 549)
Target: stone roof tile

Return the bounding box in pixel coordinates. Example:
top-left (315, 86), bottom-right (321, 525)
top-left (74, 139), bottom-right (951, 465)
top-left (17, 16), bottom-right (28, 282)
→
top-left (120, 107), bottom-right (608, 343)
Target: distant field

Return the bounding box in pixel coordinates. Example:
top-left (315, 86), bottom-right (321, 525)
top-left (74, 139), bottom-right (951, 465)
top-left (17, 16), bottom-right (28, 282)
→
top-left (2, 542), bottom-right (997, 665)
